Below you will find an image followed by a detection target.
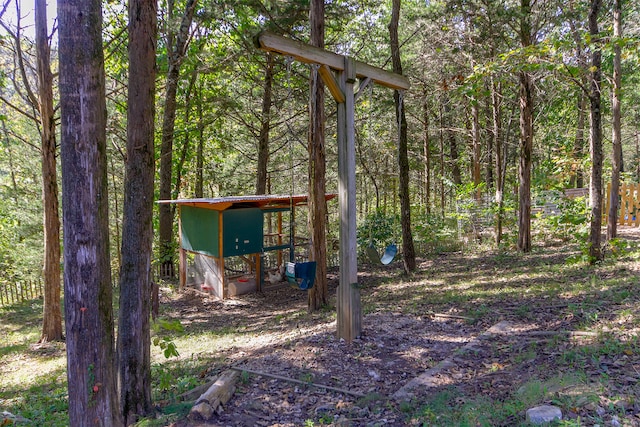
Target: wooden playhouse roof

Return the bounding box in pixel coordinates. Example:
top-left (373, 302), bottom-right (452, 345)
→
top-left (157, 193), bottom-right (337, 211)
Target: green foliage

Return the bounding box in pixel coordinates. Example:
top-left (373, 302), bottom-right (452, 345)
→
top-left (535, 196), bottom-right (590, 246)
top-left (151, 318), bottom-right (184, 359)
top-left (357, 209), bottom-right (399, 252)
top-left (412, 213), bottom-right (461, 254)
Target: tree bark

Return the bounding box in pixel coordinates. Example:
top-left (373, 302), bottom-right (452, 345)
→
top-left (571, 91), bottom-right (587, 188)
top-left (256, 53), bottom-right (274, 195)
top-left (307, 0), bottom-right (328, 311)
top-left (471, 99), bottom-right (481, 199)
top-left (588, 0), bottom-right (603, 262)
top-left (158, 0), bottom-right (198, 277)
top-left (491, 78), bottom-right (504, 245)
top-left (607, 0), bottom-right (622, 240)
top-left (423, 94), bottom-right (431, 215)
top-left (195, 81), bottom-right (205, 198)
top-left (517, 0), bottom-right (534, 253)
top-left (444, 97), bottom-right (462, 186)
top-left (58, 0), bottom-right (121, 424)
top-left (117, 0), bottom-right (157, 423)
top-left (35, 0), bottom-right (63, 342)
top-left (389, 0), bottom-right (416, 273)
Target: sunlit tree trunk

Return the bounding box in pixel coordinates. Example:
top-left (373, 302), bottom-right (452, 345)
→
top-left (36, 0), bottom-right (62, 342)
top-left (607, 0), bottom-right (622, 240)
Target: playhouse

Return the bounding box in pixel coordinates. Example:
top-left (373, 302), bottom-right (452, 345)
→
top-left (158, 194), bottom-right (336, 299)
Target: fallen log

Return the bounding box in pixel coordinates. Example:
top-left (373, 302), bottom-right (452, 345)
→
top-left (188, 369), bottom-right (240, 421)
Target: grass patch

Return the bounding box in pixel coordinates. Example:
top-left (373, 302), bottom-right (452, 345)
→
top-left (2, 234), bottom-right (640, 425)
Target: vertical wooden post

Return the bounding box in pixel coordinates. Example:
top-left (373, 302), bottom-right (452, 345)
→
top-left (277, 211), bottom-right (283, 267)
top-left (178, 206), bottom-right (186, 291)
top-left (219, 213), bottom-right (226, 299)
top-left (255, 253), bottom-right (262, 292)
top-left (336, 57), bottom-right (361, 341)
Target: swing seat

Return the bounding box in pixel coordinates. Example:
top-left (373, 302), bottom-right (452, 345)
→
top-left (367, 242), bottom-right (397, 265)
top-left (285, 261), bottom-right (316, 290)
top-left (380, 243), bottom-right (397, 265)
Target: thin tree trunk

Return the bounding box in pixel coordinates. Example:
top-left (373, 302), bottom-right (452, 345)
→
top-left (256, 53), bottom-right (274, 195)
top-left (58, 0), bottom-right (121, 424)
top-left (439, 102), bottom-right (445, 218)
top-left (389, 0), bottom-right (415, 273)
top-left (423, 94), bottom-right (431, 215)
top-left (173, 69), bottom-right (198, 201)
top-left (471, 99), bottom-right (481, 199)
top-left (517, 70), bottom-right (534, 253)
top-left (195, 81), bottom-right (205, 198)
top-left (307, 0), bottom-right (328, 311)
top-left (117, 0), bottom-right (157, 423)
top-left (570, 92), bottom-right (586, 189)
top-left (158, 0), bottom-right (198, 278)
top-left (36, 0), bottom-right (62, 342)
top-left (444, 98), bottom-right (462, 186)
top-left (588, 0), bottom-right (604, 262)
top-left (517, 0), bottom-right (534, 253)
top-left (491, 78), bottom-right (504, 245)
top-left (607, 0), bottom-right (622, 240)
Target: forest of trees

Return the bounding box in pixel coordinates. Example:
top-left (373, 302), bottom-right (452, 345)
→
top-left (0, 0), bottom-right (639, 422)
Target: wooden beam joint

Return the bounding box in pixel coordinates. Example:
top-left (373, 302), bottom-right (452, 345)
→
top-left (318, 65), bottom-right (345, 103)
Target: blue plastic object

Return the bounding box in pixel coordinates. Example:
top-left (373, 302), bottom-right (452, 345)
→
top-left (367, 242), bottom-right (397, 265)
top-left (285, 261), bottom-right (316, 290)
top-left (380, 243), bottom-right (397, 265)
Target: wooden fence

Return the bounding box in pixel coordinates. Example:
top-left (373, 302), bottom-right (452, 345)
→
top-left (0, 278), bottom-right (44, 307)
top-left (605, 182), bottom-right (640, 227)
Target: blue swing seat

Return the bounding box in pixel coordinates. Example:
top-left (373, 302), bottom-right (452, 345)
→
top-left (367, 242), bottom-right (397, 265)
top-left (285, 261), bottom-right (316, 290)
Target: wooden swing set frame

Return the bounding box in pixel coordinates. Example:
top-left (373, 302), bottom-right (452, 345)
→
top-left (255, 31), bottom-right (410, 341)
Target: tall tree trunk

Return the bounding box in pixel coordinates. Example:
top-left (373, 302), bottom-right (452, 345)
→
top-left (158, 0), bottom-right (198, 277)
top-left (607, 0), bottom-right (622, 240)
top-left (588, 0), bottom-right (603, 262)
top-left (485, 90), bottom-right (494, 191)
top-left (256, 54), bottom-right (274, 195)
top-left (173, 69), bottom-right (199, 201)
top-left (571, 91), bottom-right (587, 188)
top-left (389, 0), bottom-right (416, 273)
top-left (471, 98), bottom-right (481, 199)
top-left (307, 0), bottom-right (328, 311)
top-left (423, 95), bottom-right (431, 215)
top-left (195, 81), bottom-right (205, 198)
top-left (35, 0), bottom-right (62, 342)
top-left (439, 102), bottom-right (445, 218)
top-left (517, 0), bottom-right (534, 253)
top-left (444, 98), bottom-right (462, 186)
top-left (117, 0), bottom-right (157, 423)
top-left (491, 78), bottom-right (504, 245)
top-left (58, 0), bottom-right (121, 424)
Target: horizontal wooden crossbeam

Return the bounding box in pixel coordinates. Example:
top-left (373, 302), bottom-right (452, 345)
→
top-left (255, 31), bottom-right (410, 91)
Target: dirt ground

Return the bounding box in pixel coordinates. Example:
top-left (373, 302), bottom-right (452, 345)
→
top-left (165, 229), bottom-right (640, 427)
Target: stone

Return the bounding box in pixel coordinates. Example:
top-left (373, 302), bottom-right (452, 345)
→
top-left (526, 405), bottom-right (563, 425)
